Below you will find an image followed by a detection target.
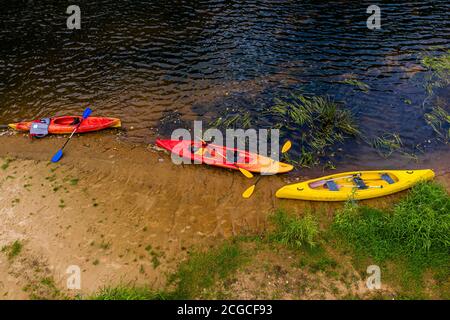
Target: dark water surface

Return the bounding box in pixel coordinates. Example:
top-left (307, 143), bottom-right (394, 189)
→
top-left (0, 0), bottom-right (449, 169)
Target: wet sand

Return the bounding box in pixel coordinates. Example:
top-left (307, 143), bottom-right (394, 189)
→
top-left (0, 131), bottom-right (449, 299)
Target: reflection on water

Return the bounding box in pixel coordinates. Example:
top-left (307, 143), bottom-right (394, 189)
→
top-left (0, 0), bottom-right (449, 168)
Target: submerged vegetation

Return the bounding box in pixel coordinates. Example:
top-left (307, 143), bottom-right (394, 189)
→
top-left (421, 50), bottom-right (450, 143)
top-left (371, 133), bottom-right (403, 158)
top-left (421, 50), bottom-right (450, 95)
top-left (339, 79), bottom-right (370, 92)
top-left (267, 93), bottom-right (360, 167)
top-left (209, 110), bottom-right (252, 130)
top-left (421, 50), bottom-right (450, 78)
top-left (424, 105), bottom-right (450, 142)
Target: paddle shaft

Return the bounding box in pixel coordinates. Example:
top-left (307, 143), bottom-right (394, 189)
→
top-left (60, 122), bottom-right (83, 151)
top-left (0, 125), bottom-right (8, 129)
top-left (339, 185), bottom-right (383, 189)
top-left (196, 137), bottom-right (246, 170)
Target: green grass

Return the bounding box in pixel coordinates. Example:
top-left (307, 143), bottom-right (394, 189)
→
top-left (332, 181), bottom-right (450, 267)
top-left (297, 245), bottom-right (337, 273)
top-left (268, 209), bottom-right (319, 249)
top-left (268, 93), bottom-right (359, 168)
top-left (91, 241), bottom-right (247, 300)
top-left (1, 158), bottom-right (12, 170)
top-left (69, 178), bottom-right (79, 186)
top-left (91, 285), bottom-right (168, 300)
top-left (169, 241), bottom-right (246, 299)
top-left (145, 245), bottom-right (162, 269)
top-left (90, 182), bottom-right (449, 300)
top-left (1, 240), bottom-right (23, 260)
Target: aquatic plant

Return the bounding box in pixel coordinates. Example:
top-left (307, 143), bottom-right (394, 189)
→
top-left (209, 110), bottom-right (252, 129)
top-left (421, 50), bottom-right (450, 95)
top-left (267, 93), bottom-right (359, 167)
top-left (422, 50), bottom-right (450, 75)
top-left (424, 105), bottom-right (450, 141)
top-left (371, 133), bottom-right (403, 158)
top-left (339, 79), bottom-right (370, 92)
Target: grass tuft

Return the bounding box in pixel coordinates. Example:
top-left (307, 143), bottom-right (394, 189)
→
top-left (269, 209), bottom-right (319, 249)
top-left (92, 285), bottom-right (168, 300)
top-left (1, 240), bottom-right (23, 260)
top-left (1, 158), bottom-right (12, 170)
top-left (169, 241), bottom-right (246, 299)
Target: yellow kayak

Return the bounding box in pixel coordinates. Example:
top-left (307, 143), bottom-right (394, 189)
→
top-left (275, 169), bottom-right (435, 201)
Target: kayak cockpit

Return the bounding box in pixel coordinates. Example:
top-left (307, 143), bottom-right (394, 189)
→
top-left (308, 172), bottom-right (399, 192)
top-left (53, 116), bottom-right (81, 126)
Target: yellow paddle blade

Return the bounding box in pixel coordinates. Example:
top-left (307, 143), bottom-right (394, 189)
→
top-left (242, 184), bottom-right (256, 199)
top-left (281, 140), bottom-right (292, 153)
top-left (239, 167), bottom-right (253, 179)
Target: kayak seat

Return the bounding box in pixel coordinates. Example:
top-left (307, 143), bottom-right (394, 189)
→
top-left (70, 117), bottom-right (81, 125)
top-left (380, 173), bottom-right (395, 184)
top-left (325, 181), bottom-right (340, 191)
top-left (353, 177), bottom-right (368, 189)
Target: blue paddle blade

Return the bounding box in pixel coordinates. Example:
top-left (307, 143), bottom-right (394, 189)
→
top-left (82, 107), bottom-right (92, 119)
top-left (51, 149), bottom-right (63, 163)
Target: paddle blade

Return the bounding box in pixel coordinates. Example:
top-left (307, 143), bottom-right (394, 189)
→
top-left (82, 107), bottom-right (92, 119)
top-left (281, 140), bottom-right (292, 153)
top-left (239, 167), bottom-right (253, 179)
top-left (242, 185), bottom-right (256, 199)
top-left (51, 149), bottom-right (63, 163)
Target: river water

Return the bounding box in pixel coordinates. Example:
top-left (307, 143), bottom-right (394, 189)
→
top-left (0, 0), bottom-right (449, 170)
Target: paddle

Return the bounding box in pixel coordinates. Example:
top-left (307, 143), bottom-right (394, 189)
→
top-left (51, 108), bottom-right (92, 163)
top-left (242, 176), bottom-right (262, 199)
top-left (242, 140), bottom-right (292, 199)
top-left (0, 125), bottom-right (9, 129)
top-left (281, 140), bottom-right (292, 153)
top-left (196, 137), bottom-right (254, 179)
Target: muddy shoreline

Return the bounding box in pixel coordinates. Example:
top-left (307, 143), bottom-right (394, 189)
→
top-left (0, 131), bottom-right (449, 299)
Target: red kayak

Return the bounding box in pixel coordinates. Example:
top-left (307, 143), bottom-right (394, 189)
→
top-left (9, 116), bottom-right (121, 134)
top-left (156, 139), bottom-right (294, 174)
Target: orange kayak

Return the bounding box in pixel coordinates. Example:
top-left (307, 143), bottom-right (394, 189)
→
top-left (9, 116), bottom-right (121, 134)
top-left (156, 139), bottom-right (294, 174)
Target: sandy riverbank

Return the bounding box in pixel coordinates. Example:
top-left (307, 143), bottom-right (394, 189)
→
top-left (0, 131), bottom-right (449, 299)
